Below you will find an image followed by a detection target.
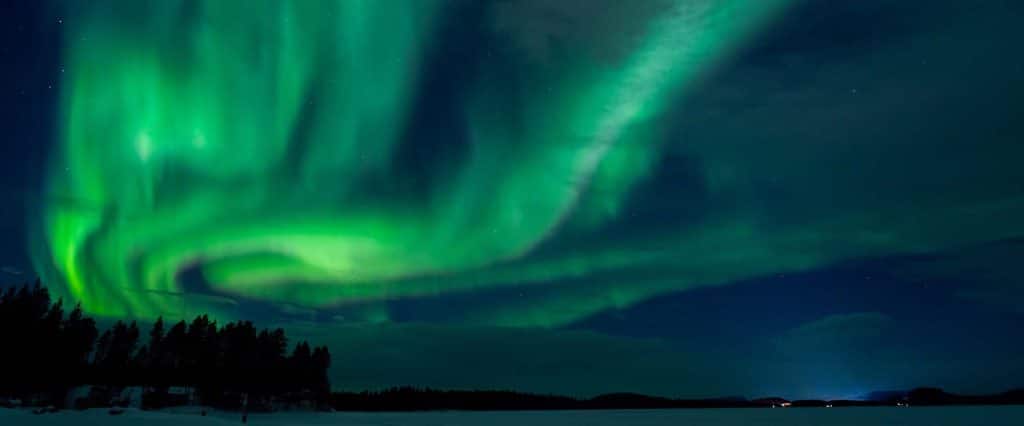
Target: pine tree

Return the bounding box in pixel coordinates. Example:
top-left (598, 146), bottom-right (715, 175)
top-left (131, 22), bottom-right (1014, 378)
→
top-left (148, 316), bottom-right (165, 366)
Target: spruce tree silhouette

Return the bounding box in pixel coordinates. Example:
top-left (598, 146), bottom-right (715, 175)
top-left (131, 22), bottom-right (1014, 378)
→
top-left (0, 280), bottom-right (332, 409)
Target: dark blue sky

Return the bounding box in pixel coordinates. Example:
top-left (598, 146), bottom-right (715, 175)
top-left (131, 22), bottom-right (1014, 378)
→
top-left (3, 0), bottom-right (1024, 399)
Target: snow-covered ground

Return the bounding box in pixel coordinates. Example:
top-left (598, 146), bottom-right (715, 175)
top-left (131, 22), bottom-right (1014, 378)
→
top-left (3, 406), bottom-right (1024, 425)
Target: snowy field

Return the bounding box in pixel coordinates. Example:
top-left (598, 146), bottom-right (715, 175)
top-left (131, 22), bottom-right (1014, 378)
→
top-left (3, 406), bottom-right (1024, 425)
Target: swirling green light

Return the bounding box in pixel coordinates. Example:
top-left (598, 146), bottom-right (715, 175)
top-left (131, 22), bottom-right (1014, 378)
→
top-left (38, 1), bottom-right (792, 322)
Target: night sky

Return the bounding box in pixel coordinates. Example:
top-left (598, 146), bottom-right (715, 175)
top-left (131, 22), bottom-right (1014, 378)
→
top-left (3, 0), bottom-right (1024, 400)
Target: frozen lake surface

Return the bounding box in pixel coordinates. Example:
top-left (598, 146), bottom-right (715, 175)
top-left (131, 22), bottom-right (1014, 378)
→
top-left (4, 406), bottom-right (1024, 425)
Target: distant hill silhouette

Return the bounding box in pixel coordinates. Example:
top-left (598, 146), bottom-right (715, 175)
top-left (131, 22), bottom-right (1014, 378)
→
top-left (331, 388), bottom-right (761, 411)
top-left (862, 390), bottom-right (908, 402)
top-left (328, 387), bottom-right (1024, 411)
top-left (5, 279), bottom-right (1024, 413)
top-left (904, 387), bottom-right (1024, 406)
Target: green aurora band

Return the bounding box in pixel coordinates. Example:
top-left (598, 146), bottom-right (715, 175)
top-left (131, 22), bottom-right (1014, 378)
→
top-left (38, 0), bottom-right (811, 324)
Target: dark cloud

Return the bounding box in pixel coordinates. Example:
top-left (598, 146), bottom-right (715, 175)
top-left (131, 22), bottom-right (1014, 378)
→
top-left (891, 238), bottom-right (1024, 315)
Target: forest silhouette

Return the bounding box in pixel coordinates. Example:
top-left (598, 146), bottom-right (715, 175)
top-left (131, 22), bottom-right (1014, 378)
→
top-left (0, 281), bottom-right (330, 410)
top-left (3, 280), bottom-right (1024, 413)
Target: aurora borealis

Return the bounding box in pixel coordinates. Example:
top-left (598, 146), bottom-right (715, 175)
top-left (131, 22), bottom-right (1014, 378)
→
top-left (5, 0), bottom-right (1024, 398)
top-left (39, 0), bottom-right (793, 322)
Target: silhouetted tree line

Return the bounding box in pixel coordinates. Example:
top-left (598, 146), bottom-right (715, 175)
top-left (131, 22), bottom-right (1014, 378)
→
top-left (788, 387), bottom-right (1024, 407)
top-left (7, 282), bottom-right (1024, 412)
top-left (0, 281), bottom-right (330, 409)
top-left (330, 387), bottom-right (1024, 412)
top-left (330, 388), bottom-right (758, 411)
top-left (332, 387), bottom-right (579, 411)
top-left (0, 282), bottom-right (96, 400)
top-left (894, 387), bottom-right (1024, 406)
